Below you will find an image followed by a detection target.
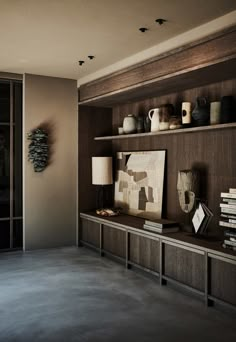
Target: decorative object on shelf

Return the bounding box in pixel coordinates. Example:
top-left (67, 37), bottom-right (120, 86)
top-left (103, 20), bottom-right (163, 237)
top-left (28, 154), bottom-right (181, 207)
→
top-left (27, 128), bottom-right (49, 172)
top-left (159, 104), bottom-right (174, 130)
top-left (143, 218), bottom-right (179, 234)
top-left (144, 114), bottom-right (151, 132)
top-left (96, 208), bottom-right (120, 217)
top-left (92, 156), bottom-right (113, 209)
top-left (169, 116), bottom-right (182, 130)
top-left (181, 102), bottom-right (191, 126)
top-left (118, 127), bottom-right (124, 135)
top-left (148, 108), bottom-right (160, 132)
top-left (192, 202), bottom-right (213, 235)
top-left (123, 114), bottom-right (137, 134)
top-left (177, 169), bottom-right (199, 214)
top-left (210, 101), bottom-right (221, 125)
top-left (136, 116), bottom-right (144, 133)
top-left (114, 150), bottom-right (166, 219)
top-left (191, 97), bottom-right (210, 126)
top-left (220, 96), bottom-right (235, 123)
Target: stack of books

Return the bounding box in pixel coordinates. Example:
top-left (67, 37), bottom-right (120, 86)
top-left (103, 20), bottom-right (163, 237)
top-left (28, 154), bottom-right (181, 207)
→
top-left (220, 188), bottom-right (236, 251)
top-left (143, 219), bottom-right (179, 234)
top-left (223, 230), bottom-right (236, 251)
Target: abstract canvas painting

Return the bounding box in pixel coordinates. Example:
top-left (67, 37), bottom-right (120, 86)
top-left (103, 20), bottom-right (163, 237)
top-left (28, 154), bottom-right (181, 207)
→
top-left (114, 150), bottom-right (166, 219)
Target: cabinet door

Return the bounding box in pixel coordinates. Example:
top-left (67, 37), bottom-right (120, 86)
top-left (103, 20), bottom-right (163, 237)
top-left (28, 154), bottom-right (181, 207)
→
top-left (209, 257), bottom-right (236, 306)
top-left (103, 225), bottom-right (126, 258)
top-left (163, 243), bottom-right (205, 291)
top-left (129, 233), bottom-right (159, 272)
top-left (80, 219), bottom-right (100, 248)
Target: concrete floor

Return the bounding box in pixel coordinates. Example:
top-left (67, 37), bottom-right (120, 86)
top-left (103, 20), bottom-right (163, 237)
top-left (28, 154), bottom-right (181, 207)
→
top-left (0, 247), bottom-right (235, 342)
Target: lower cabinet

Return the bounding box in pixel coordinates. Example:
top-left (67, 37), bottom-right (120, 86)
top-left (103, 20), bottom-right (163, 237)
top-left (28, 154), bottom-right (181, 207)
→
top-left (209, 256), bottom-right (236, 306)
top-left (163, 243), bottom-right (205, 292)
top-left (80, 219), bottom-right (100, 248)
top-left (103, 225), bottom-right (126, 259)
top-left (129, 233), bottom-right (160, 273)
top-left (80, 215), bottom-right (236, 309)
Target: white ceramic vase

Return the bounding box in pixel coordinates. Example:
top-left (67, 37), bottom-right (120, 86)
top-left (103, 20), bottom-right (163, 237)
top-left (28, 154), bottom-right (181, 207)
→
top-left (123, 114), bottom-right (137, 134)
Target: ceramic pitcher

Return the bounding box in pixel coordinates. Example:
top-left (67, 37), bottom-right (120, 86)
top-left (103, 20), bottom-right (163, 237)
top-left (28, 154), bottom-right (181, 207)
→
top-left (148, 108), bottom-right (160, 132)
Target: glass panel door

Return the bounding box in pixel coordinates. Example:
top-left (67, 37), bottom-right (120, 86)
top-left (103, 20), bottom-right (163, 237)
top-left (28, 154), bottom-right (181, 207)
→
top-left (0, 80), bottom-right (22, 251)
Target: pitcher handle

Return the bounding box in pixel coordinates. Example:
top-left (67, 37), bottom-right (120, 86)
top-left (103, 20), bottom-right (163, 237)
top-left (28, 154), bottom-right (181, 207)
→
top-left (148, 109), bottom-right (153, 121)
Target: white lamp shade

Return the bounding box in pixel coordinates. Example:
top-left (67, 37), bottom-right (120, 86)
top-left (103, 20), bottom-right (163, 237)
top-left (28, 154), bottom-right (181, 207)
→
top-left (92, 157), bottom-right (113, 185)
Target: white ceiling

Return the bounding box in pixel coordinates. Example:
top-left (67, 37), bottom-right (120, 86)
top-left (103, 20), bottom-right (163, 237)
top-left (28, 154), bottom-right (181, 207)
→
top-left (0, 0), bottom-right (236, 84)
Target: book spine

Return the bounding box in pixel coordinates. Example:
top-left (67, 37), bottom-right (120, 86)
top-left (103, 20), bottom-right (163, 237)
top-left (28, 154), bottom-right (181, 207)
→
top-left (144, 221), bottom-right (162, 228)
top-left (221, 213), bottom-right (236, 219)
top-left (220, 203), bottom-right (236, 209)
top-left (222, 243), bottom-right (236, 251)
top-left (229, 219), bottom-right (236, 224)
top-left (222, 198), bottom-right (236, 204)
top-left (143, 224), bottom-right (162, 232)
top-left (221, 192), bottom-right (236, 199)
top-left (224, 230), bottom-right (236, 237)
top-left (230, 237), bottom-right (236, 242)
top-left (221, 207), bottom-right (236, 214)
top-left (219, 221), bottom-right (236, 229)
top-left (229, 188), bottom-right (236, 194)
top-left (224, 239), bottom-right (236, 246)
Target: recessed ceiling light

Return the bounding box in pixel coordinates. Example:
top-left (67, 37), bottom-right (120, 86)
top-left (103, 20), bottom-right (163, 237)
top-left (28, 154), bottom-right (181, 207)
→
top-left (155, 18), bottom-right (167, 25)
top-left (78, 60), bottom-right (85, 66)
top-left (88, 55), bottom-right (95, 60)
top-left (139, 27), bottom-right (148, 33)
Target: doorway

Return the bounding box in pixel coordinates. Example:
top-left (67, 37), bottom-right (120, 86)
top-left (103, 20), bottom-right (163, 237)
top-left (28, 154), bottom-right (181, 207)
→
top-left (0, 80), bottom-right (22, 251)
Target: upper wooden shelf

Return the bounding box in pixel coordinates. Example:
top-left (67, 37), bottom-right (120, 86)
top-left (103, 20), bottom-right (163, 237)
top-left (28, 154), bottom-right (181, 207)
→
top-left (79, 27), bottom-right (236, 108)
top-left (94, 122), bottom-right (236, 140)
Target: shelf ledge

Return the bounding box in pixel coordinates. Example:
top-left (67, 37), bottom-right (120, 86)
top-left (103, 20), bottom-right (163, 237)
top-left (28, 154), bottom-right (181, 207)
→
top-left (94, 122), bottom-right (236, 140)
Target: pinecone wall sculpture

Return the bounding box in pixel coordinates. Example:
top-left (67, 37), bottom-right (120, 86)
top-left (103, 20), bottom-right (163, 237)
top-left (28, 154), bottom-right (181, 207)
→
top-left (28, 128), bottom-right (49, 172)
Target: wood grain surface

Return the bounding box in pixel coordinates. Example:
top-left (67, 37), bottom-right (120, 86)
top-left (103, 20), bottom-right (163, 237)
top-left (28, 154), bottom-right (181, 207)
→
top-left (80, 27), bottom-right (236, 104)
top-left (163, 243), bottom-right (205, 291)
top-left (210, 257), bottom-right (236, 305)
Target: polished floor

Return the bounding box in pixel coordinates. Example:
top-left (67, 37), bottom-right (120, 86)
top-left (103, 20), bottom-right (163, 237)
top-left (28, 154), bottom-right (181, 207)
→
top-left (0, 247), bottom-right (235, 342)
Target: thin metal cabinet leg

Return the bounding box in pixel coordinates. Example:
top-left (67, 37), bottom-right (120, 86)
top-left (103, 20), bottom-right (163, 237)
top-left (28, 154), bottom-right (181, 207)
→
top-left (205, 252), bottom-right (213, 307)
top-left (159, 240), bottom-right (163, 285)
top-left (126, 231), bottom-right (130, 269)
top-left (99, 224), bottom-right (104, 256)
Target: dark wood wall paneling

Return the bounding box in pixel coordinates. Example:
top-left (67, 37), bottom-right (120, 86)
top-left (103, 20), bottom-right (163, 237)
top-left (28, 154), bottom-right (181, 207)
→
top-left (112, 79), bottom-right (236, 234)
top-left (79, 105), bottom-right (113, 213)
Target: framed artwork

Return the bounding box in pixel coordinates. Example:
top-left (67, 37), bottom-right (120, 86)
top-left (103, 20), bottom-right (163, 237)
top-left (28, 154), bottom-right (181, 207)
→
top-left (114, 150), bottom-right (166, 219)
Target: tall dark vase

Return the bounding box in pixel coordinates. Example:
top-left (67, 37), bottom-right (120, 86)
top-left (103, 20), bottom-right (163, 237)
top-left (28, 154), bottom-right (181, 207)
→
top-left (191, 97), bottom-right (210, 126)
top-left (220, 96), bottom-right (235, 123)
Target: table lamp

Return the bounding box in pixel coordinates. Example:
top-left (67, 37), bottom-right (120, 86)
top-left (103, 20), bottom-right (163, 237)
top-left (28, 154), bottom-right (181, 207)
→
top-left (92, 156), bottom-right (113, 209)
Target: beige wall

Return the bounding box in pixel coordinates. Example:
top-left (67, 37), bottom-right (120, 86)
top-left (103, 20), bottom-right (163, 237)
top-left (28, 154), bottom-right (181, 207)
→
top-left (23, 74), bottom-right (78, 250)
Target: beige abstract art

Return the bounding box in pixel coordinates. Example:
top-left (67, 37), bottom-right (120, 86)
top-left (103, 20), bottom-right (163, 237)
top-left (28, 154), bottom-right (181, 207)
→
top-left (114, 150), bottom-right (166, 219)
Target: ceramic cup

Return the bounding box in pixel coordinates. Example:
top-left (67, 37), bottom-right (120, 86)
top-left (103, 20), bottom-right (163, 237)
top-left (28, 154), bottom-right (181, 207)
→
top-left (118, 127), bottom-right (124, 135)
top-left (181, 102), bottom-right (191, 124)
top-left (210, 102), bottom-right (221, 125)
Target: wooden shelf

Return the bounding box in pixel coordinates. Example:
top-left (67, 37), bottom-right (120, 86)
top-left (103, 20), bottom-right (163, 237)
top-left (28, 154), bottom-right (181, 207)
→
top-left (94, 122), bottom-right (236, 140)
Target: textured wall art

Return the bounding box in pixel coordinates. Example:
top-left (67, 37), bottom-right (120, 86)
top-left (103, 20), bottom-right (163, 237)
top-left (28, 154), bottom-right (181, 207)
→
top-left (28, 128), bottom-right (49, 172)
top-left (114, 150), bottom-right (166, 219)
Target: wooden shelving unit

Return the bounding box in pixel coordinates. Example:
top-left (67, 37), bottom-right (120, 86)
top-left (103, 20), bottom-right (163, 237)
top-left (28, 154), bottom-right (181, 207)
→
top-left (78, 26), bottom-right (236, 311)
top-left (94, 122), bottom-right (236, 140)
